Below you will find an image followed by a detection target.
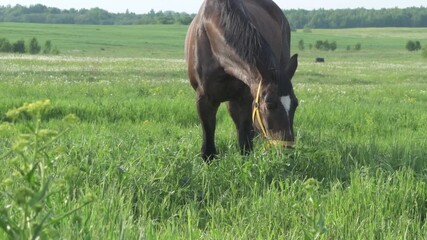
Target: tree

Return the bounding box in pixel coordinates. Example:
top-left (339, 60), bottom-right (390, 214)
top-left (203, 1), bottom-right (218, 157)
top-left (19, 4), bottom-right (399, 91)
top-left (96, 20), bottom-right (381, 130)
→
top-left (157, 11), bottom-right (175, 24)
top-left (315, 40), bottom-right (323, 50)
top-left (422, 46), bottom-right (427, 58)
top-left (406, 40), bottom-right (416, 51)
top-left (0, 38), bottom-right (12, 52)
top-left (323, 40), bottom-right (330, 50)
top-left (28, 37), bottom-right (41, 54)
top-left (13, 40), bottom-right (26, 53)
top-left (415, 41), bottom-right (422, 50)
top-left (330, 41), bottom-right (337, 51)
top-left (52, 46), bottom-right (60, 55)
top-left (43, 40), bottom-right (52, 54)
top-left (177, 13), bottom-right (193, 25)
top-left (298, 40), bottom-right (305, 51)
top-left (406, 40), bottom-right (422, 51)
top-left (354, 43), bottom-right (362, 51)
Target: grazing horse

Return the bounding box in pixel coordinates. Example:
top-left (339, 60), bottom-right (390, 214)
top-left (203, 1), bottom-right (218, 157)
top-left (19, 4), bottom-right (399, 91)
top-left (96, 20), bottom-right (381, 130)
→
top-left (185, 0), bottom-right (298, 161)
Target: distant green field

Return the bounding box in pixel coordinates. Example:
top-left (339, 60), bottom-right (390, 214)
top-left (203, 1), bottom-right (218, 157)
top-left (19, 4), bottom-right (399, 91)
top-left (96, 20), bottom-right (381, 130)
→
top-left (0, 23), bottom-right (188, 58)
top-left (2, 22), bottom-right (427, 58)
top-left (1, 23), bottom-right (427, 239)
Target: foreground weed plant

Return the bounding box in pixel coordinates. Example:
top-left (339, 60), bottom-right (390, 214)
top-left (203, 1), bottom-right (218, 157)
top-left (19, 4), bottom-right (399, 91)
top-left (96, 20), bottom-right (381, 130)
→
top-left (0, 100), bottom-right (92, 239)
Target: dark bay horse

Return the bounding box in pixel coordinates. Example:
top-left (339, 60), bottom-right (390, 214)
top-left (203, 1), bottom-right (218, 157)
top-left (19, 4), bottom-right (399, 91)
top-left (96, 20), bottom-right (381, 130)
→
top-left (185, 0), bottom-right (298, 161)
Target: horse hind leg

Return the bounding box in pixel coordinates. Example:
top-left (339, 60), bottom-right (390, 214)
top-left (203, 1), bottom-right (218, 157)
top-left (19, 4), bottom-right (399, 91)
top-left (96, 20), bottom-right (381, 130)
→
top-left (197, 92), bottom-right (220, 162)
top-left (227, 96), bottom-right (254, 155)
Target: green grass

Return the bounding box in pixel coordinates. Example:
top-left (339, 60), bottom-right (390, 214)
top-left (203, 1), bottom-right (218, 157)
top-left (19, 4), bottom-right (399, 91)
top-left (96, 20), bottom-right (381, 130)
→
top-left (1, 23), bottom-right (427, 239)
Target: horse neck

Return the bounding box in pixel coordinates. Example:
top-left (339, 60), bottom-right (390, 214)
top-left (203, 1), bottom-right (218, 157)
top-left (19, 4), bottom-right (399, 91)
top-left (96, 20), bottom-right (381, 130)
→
top-left (210, 0), bottom-right (281, 95)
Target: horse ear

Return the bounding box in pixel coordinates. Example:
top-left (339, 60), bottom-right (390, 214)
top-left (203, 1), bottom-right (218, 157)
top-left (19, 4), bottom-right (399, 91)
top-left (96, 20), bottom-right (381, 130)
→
top-left (285, 54), bottom-right (298, 81)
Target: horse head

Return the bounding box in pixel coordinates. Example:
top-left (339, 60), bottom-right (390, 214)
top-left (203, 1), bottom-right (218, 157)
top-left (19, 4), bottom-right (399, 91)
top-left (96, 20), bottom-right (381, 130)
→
top-left (252, 54), bottom-right (298, 148)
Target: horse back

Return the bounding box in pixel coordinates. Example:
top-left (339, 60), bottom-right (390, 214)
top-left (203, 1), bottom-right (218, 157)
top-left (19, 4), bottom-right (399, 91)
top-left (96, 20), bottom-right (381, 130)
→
top-left (185, 0), bottom-right (291, 94)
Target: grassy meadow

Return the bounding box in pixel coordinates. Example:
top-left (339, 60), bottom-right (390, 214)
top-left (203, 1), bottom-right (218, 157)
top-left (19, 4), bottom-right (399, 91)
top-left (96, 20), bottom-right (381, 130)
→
top-left (1, 22), bottom-right (427, 239)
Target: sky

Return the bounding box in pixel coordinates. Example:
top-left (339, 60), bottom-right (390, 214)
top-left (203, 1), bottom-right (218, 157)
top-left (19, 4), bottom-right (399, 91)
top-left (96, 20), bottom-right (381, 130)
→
top-left (1, 0), bottom-right (426, 14)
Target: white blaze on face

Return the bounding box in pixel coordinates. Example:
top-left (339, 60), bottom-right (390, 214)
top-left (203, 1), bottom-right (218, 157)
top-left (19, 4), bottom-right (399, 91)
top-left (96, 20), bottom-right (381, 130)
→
top-left (280, 95), bottom-right (294, 139)
top-left (280, 95), bottom-right (291, 116)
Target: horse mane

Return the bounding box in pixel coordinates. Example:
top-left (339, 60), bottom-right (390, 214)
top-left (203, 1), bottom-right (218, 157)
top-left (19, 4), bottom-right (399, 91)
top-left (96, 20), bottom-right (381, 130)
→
top-left (216, 0), bottom-right (278, 75)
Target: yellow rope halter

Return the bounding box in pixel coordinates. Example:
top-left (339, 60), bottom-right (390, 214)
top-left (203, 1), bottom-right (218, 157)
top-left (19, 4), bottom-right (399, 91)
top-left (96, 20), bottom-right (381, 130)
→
top-left (252, 80), bottom-right (268, 138)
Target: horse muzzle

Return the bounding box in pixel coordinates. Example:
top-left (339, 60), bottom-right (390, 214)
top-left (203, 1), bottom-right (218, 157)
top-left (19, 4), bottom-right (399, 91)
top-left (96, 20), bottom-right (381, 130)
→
top-left (268, 140), bottom-right (295, 148)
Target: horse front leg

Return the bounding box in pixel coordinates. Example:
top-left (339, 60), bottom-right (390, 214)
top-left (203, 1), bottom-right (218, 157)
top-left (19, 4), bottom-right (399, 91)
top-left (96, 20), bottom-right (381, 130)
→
top-left (197, 92), bottom-right (220, 162)
top-left (227, 96), bottom-right (254, 155)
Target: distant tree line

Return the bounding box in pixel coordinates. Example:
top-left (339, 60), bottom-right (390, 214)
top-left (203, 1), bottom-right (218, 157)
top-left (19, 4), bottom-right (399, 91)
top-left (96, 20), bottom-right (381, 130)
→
top-left (1, 4), bottom-right (427, 28)
top-left (0, 4), bottom-right (195, 25)
top-left (285, 7), bottom-right (427, 29)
